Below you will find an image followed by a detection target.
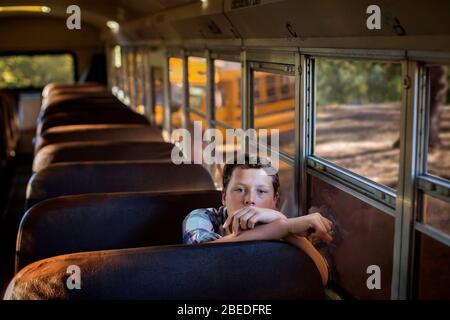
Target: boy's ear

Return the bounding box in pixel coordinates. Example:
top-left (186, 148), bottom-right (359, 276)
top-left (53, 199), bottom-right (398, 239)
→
top-left (221, 190), bottom-right (226, 206)
top-left (274, 192), bottom-right (280, 208)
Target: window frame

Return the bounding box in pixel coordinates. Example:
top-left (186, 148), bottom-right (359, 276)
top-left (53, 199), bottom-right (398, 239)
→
top-left (119, 44), bottom-right (450, 300)
top-left (307, 55), bottom-right (404, 210)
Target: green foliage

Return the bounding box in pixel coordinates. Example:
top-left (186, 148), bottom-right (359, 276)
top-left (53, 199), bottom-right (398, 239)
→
top-left (316, 58), bottom-right (402, 105)
top-left (0, 54), bottom-right (74, 89)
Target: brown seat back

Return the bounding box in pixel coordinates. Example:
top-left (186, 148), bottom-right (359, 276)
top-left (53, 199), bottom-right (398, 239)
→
top-left (34, 124), bottom-right (163, 153)
top-left (42, 82), bottom-right (105, 98)
top-left (6, 241), bottom-right (324, 300)
top-left (33, 141), bottom-right (175, 172)
top-left (37, 110), bottom-right (149, 135)
top-left (17, 190), bottom-right (221, 270)
top-left (26, 161), bottom-right (215, 208)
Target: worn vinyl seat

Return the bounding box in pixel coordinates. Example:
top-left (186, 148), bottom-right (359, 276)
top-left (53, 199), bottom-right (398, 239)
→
top-left (25, 161), bottom-right (215, 209)
top-left (36, 110), bottom-right (150, 136)
top-left (5, 241), bottom-right (324, 300)
top-left (16, 190), bottom-right (221, 270)
top-left (43, 88), bottom-right (110, 98)
top-left (40, 96), bottom-right (126, 119)
top-left (34, 124), bottom-right (163, 153)
top-left (42, 82), bottom-right (105, 98)
top-left (42, 91), bottom-right (112, 109)
top-left (32, 141), bottom-right (175, 172)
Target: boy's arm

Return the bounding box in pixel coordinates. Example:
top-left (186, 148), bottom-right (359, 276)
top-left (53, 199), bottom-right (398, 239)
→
top-left (284, 235), bottom-right (329, 286)
top-left (213, 218), bottom-right (290, 243)
top-left (211, 218), bottom-right (330, 286)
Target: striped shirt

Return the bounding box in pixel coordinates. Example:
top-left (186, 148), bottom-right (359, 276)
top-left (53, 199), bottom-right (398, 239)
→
top-left (182, 207), bottom-right (232, 244)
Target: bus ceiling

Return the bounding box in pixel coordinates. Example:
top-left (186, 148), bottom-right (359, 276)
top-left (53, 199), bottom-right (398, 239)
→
top-left (0, 0), bottom-right (449, 52)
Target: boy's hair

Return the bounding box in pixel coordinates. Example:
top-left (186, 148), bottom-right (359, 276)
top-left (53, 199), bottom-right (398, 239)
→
top-left (222, 154), bottom-right (279, 194)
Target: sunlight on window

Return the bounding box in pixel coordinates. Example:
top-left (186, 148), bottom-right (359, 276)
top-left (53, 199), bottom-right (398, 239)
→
top-left (0, 54), bottom-right (74, 89)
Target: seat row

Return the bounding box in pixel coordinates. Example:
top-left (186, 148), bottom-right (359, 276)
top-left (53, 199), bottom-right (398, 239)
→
top-left (4, 82), bottom-right (324, 300)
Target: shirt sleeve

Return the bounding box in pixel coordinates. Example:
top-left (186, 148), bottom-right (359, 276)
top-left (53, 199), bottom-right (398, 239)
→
top-left (182, 208), bottom-right (223, 244)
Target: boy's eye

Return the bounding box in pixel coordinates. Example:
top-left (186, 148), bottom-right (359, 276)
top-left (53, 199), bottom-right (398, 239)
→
top-left (235, 187), bottom-right (245, 192)
top-left (258, 189), bottom-right (268, 194)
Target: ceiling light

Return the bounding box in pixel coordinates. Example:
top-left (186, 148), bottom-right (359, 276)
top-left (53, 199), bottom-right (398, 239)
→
top-left (107, 20), bottom-right (120, 33)
top-left (0, 6), bottom-right (51, 13)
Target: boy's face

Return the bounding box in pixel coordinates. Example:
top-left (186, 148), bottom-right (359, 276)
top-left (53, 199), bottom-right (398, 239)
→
top-left (222, 167), bottom-right (278, 216)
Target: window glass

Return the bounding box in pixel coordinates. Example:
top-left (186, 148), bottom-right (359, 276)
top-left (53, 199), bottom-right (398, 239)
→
top-left (169, 57), bottom-right (183, 129)
top-left (215, 60), bottom-right (241, 128)
top-left (188, 57), bottom-right (207, 113)
top-left (135, 51), bottom-right (145, 114)
top-left (314, 58), bottom-right (402, 189)
top-left (253, 71), bottom-right (295, 156)
top-left (153, 67), bottom-right (164, 127)
top-left (277, 161), bottom-right (296, 218)
top-left (426, 65), bottom-right (450, 180)
top-left (421, 194), bottom-right (450, 236)
top-left (0, 54), bottom-right (74, 89)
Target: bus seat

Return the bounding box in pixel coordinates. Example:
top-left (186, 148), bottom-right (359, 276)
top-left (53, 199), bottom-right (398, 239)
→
top-left (16, 190), bottom-right (221, 271)
top-left (25, 162), bottom-right (215, 209)
top-left (42, 82), bottom-right (105, 98)
top-left (33, 141), bottom-right (175, 172)
top-left (46, 86), bottom-right (107, 99)
top-left (38, 105), bottom-right (129, 128)
top-left (40, 96), bottom-right (125, 119)
top-left (37, 110), bottom-right (150, 136)
top-left (42, 91), bottom-right (113, 108)
top-left (34, 124), bottom-right (163, 153)
top-left (6, 242), bottom-right (324, 300)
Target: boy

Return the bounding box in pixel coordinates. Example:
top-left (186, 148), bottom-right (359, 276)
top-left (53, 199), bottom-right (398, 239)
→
top-left (182, 156), bottom-right (333, 285)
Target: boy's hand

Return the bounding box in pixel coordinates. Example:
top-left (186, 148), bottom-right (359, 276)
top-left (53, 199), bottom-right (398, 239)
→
top-left (223, 207), bottom-right (286, 236)
top-left (290, 212), bottom-right (333, 243)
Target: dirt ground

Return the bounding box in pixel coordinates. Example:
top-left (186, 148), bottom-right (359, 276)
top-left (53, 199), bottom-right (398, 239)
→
top-left (314, 102), bottom-right (402, 189)
top-left (279, 103), bottom-right (450, 189)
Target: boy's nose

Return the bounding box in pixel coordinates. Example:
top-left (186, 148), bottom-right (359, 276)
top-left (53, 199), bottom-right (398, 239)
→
top-left (244, 199), bottom-right (255, 206)
top-left (244, 193), bottom-right (256, 206)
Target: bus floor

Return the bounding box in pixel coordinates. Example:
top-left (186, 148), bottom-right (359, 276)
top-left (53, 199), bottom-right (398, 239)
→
top-left (0, 154), bottom-right (33, 297)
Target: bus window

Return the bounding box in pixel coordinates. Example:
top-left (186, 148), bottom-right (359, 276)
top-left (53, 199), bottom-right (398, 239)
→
top-left (214, 60), bottom-right (241, 128)
top-left (134, 50), bottom-right (145, 114)
top-left (110, 45), bottom-right (121, 93)
top-left (253, 71), bottom-right (295, 156)
top-left (125, 50), bottom-right (135, 106)
top-left (421, 194), bottom-right (450, 236)
top-left (426, 65), bottom-right (450, 180)
top-left (188, 57), bottom-right (207, 113)
top-left (113, 45), bottom-right (122, 69)
top-left (314, 58), bottom-right (402, 189)
top-left (278, 161), bottom-right (296, 218)
top-left (0, 54), bottom-right (74, 89)
top-left (254, 78), bottom-right (261, 104)
top-left (266, 75), bottom-right (275, 100)
top-left (413, 65), bottom-right (450, 300)
top-left (169, 57), bottom-right (183, 129)
top-left (153, 67), bottom-right (164, 127)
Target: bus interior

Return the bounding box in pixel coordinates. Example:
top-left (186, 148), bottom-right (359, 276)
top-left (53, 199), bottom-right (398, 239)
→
top-left (0, 0), bottom-right (449, 300)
